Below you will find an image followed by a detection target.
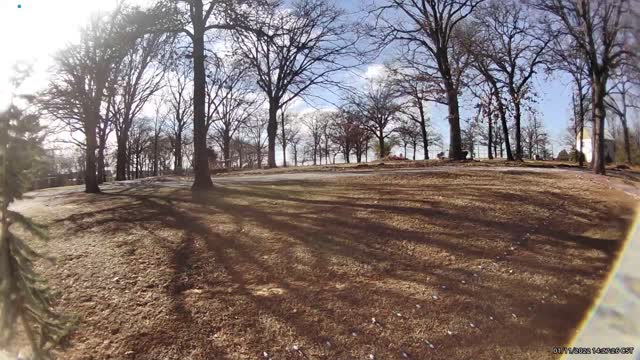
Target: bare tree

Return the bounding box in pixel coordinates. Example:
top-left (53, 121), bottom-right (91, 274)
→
top-left (150, 98), bottom-right (169, 176)
top-left (243, 113), bottom-right (269, 168)
top-left (388, 65), bottom-right (441, 160)
top-left (556, 47), bottom-right (591, 167)
top-left (209, 59), bottom-right (261, 168)
top-left (522, 113), bottom-right (550, 159)
top-left (301, 111), bottom-right (330, 165)
top-left (111, 32), bottom-right (167, 181)
top-left (165, 65), bottom-right (193, 174)
top-left (465, 38), bottom-right (515, 161)
top-left (43, 10), bottom-right (133, 193)
top-left (97, 86), bottom-right (116, 183)
top-left (152, 0), bottom-right (272, 190)
top-left (233, 0), bottom-right (362, 168)
top-left (606, 61), bottom-right (638, 164)
top-left (396, 116), bottom-right (423, 159)
top-left (328, 110), bottom-right (357, 163)
top-left (276, 105), bottom-right (297, 167)
top-left (534, 0), bottom-right (633, 174)
top-left (287, 125), bottom-right (303, 167)
top-left (371, 0), bottom-right (484, 159)
top-left (472, 0), bottom-right (550, 160)
top-left (346, 77), bottom-right (400, 159)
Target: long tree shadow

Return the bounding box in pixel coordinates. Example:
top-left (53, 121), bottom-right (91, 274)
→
top-left (50, 171), bottom-right (636, 359)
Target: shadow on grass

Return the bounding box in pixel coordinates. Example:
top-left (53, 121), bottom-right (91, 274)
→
top-left (51, 171), bottom-right (635, 359)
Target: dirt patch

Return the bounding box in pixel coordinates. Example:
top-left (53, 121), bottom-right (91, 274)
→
top-left (6, 170), bottom-right (637, 359)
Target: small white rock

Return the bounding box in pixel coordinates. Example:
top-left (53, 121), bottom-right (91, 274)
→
top-left (470, 323), bottom-right (475, 328)
top-left (447, 330), bottom-right (453, 335)
top-left (432, 295), bottom-right (438, 300)
top-left (489, 316), bottom-right (494, 320)
top-left (262, 351), bottom-right (269, 358)
top-left (368, 354), bottom-right (375, 359)
top-left (351, 332), bottom-right (358, 337)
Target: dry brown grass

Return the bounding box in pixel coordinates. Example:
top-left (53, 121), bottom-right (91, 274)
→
top-left (8, 169), bottom-right (637, 359)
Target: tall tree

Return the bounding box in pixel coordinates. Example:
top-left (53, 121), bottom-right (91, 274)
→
top-left (346, 77), bottom-right (400, 159)
top-left (111, 32), bottom-right (167, 181)
top-left (606, 61), bottom-right (637, 164)
top-left (165, 65), bottom-right (193, 174)
top-left (396, 116), bottom-right (423, 159)
top-left (302, 111), bottom-right (330, 166)
top-left (473, 0), bottom-right (550, 160)
top-left (534, 0), bottom-right (633, 174)
top-left (43, 10), bottom-right (133, 192)
top-left (208, 60), bottom-right (260, 168)
top-left (556, 47), bottom-right (590, 167)
top-left (243, 113), bottom-right (268, 168)
top-left (371, 0), bottom-right (483, 159)
top-left (152, 0), bottom-right (273, 190)
top-left (233, 0), bottom-right (361, 168)
top-left (388, 65), bottom-right (440, 160)
top-left (150, 98), bottom-right (168, 176)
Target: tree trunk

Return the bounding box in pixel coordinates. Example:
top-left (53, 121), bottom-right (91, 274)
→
top-left (513, 98), bottom-right (523, 161)
top-left (152, 135), bottom-right (159, 176)
top-left (293, 147), bottom-right (298, 166)
top-left (622, 117), bottom-right (631, 164)
top-left (223, 135), bottom-right (231, 169)
top-left (592, 77), bottom-right (607, 175)
top-left (487, 112), bottom-right (493, 160)
top-left (267, 99), bottom-right (278, 168)
top-left (191, 1), bottom-right (214, 191)
top-left (281, 110), bottom-right (287, 167)
top-left (175, 132), bottom-right (183, 174)
top-left (84, 115), bottom-right (100, 193)
top-left (488, 78), bottom-right (513, 161)
top-left (378, 131), bottom-right (385, 159)
top-left (619, 88), bottom-right (632, 164)
top-left (97, 144), bottom-right (106, 184)
top-left (115, 134), bottom-right (128, 181)
top-left (418, 103), bottom-right (429, 160)
top-left (444, 79), bottom-right (463, 160)
top-left (578, 94), bottom-right (585, 167)
top-left (365, 139), bottom-right (369, 162)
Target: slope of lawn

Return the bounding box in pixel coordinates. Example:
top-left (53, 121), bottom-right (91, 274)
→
top-left (8, 169), bottom-right (637, 359)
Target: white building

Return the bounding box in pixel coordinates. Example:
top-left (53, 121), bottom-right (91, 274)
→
top-left (576, 127), bottom-right (615, 163)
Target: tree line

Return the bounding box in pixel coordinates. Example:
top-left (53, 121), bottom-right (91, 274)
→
top-left (37, 0), bottom-right (638, 196)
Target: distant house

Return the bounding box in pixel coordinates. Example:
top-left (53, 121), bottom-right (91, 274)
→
top-left (576, 127), bottom-right (615, 163)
